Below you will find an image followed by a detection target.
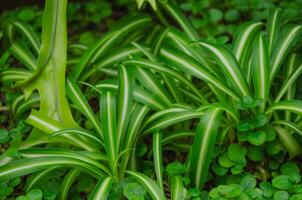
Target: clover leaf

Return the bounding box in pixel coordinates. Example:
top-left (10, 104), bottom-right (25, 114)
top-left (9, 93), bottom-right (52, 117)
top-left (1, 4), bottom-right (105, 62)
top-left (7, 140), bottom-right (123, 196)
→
top-left (272, 175), bottom-right (292, 190)
top-left (227, 144), bottom-right (247, 162)
top-left (248, 130), bottom-right (266, 146)
top-left (123, 182), bottom-right (146, 200)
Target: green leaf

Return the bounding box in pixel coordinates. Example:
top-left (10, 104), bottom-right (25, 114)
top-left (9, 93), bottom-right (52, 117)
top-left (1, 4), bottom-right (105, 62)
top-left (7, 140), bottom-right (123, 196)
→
top-left (126, 171), bottom-right (166, 200)
top-left (117, 65), bottom-right (134, 152)
top-left (212, 163), bottom-right (228, 176)
top-left (266, 100), bottom-right (302, 116)
top-left (89, 177), bottom-right (113, 200)
top-left (227, 144), bottom-right (247, 162)
top-left (280, 162), bottom-right (300, 175)
top-left (208, 9), bottom-right (223, 22)
top-left (197, 41), bottom-right (251, 97)
top-left (240, 174), bottom-right (257, 190)
top-left (267, 9), bottom-right (282, 54)
top-left (136, 0), bottom-right (157, 11)
top-left (217, 184), bottom-right (241, 198)
top-left (123, 182), bottom-right (146, 200)
top-left (27, 189), bottom-right (43, 200)
top-left (274, 126), bottom-right (302, 158)
top-left (259, 181), bottom-right (274, 198)
top-left (218, 153), bottom-right (236, 168)
top-left (0, 129), bottom-right (9, 143)
top-left (273, 191), bottom-right (289, 200)
top-left (248, 130), bottom-right (266, 146)
top-left (270, 25), bottom-right (302, 81)
top-left (272, 175), bottom-right (292, 190)
top-left (247, 146), bottom-right (264, 161)
top-left (190, 108), bottom-right (222, 189)
top-left (171, 176), bottom-right (185, 200)
top-left (166, 162), bottom-right (186, 176)
top-left (251, 32), bottom-right (270, 111)
top-left (153, 131), bottom-right (164, 193)
top-left (100, 90), bottom-right (118, 173)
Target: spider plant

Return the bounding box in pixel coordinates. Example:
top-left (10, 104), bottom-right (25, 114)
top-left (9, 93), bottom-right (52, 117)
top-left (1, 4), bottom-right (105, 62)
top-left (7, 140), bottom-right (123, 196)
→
top-left (0, 0), bottom-right (302, 199)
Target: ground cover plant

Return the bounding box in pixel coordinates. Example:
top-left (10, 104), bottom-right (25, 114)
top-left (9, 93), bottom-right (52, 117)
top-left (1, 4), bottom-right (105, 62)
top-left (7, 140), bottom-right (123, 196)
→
top-left (0, 0), bottom-right (302, 199)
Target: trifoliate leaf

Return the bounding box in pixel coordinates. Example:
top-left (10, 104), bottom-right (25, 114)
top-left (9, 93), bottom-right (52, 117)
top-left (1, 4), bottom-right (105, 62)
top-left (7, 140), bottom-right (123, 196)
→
top-left (253, 114), bottom-right (268, 128)
top-left (272, 175), bottom-right (292, 190)
top-left (27, 189), bottom-right (43, 200)
top-left (274, 191), bottom-right (289, 200)
top-left (247, 146), bottom-right (265, 161)
top-left (245, 188), bottom-right (263, 199)
top-left (248, 130), bottom-right (266, 146)
top-left (218, 153), bottom-right (236, 168)
top-left (217, 184), bottom-right (241, 198)
top-left (16, 196), bottom-right (30, 200)
top-left (208, 9), bottom-right (223, 22)
top-left (189, 188), bottom-right (201, 197)
top-left (209, 188), bottom-right (221, 199)
top-left (259, 181), bottom-right (274, 198)
top-left (212, 163), bottom-right (228, 176)
top-left (240, 174), bottom-right (257, 190)
top-left (123, 182), bottom-right (146, 200)
top-left (280, 162), bottom-right (300, 175)
top-left (288, 172), bottom-right (301, 184)
top-left (230, 164), bottom-right (244, 175)
top-left (166, 162), bottom-right (186, 176)
top-left (227, 144), bottom-right (247, 162)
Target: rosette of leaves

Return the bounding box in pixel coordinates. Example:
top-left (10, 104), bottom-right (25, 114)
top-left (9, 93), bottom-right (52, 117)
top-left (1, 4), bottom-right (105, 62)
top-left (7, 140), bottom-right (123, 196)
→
top-left (0, 0), bottom-right (302, 199)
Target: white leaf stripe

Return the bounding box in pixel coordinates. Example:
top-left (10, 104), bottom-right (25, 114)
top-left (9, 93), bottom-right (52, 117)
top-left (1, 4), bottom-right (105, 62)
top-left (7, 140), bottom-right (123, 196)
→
top-left (50, 129), bottom-right (103, 145)
top-left (233, 22), bottom-right (263, 61)
top-left (126, 171), bottom-right (166, 200)
top-left (136, 67), bottom-right (173, 107)
top-left (160, 46), bottom-right (241, 100)
top-left (143, 111), bottom-right (203, 134)
top-left (270, 25), bottom-right (302, 81)
top-left (198, 42), bottom-right (251, 97)
top-left (25, 166), bottom-right (59, 192)
top-left (26, 110), bottom-right (97, 152)
top-left (10, 43), bottom-right (37, 70)
top-left (117, 65), bottom-right (133, 152)
top-left (190, 108), bottom-right (221, 189)
top-left (0, 157), bottom-right (103, 182)
top-left (267, 9), bottom-right (282, 53)
top-left (89, 177), bottom-right (112, 200)
top-left (153, 131), bottom-right (164, 193)
top-left (95, 81), bottom-right (166, 110)
top-left (252, 33), bottom-right (269, 111)
top-left (171, 176), bottom-right (184, 200)
top-left (59, 169), bottom-right (80, 200)
top-left (19, 148), bottom-right (110, 175)
top-left (266, 100), bottom-right (302, 115)
top-left (101, 91), bottom-right (118, 171)
top-left (274, 62), bottom-right (302, 102)
top-left (67, 78), bottom-right (103, 138)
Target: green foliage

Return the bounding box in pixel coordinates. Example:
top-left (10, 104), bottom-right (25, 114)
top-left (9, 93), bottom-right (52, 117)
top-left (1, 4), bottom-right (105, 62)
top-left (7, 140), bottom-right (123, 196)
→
top-left (0, 0), bottom-right (302, 199)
